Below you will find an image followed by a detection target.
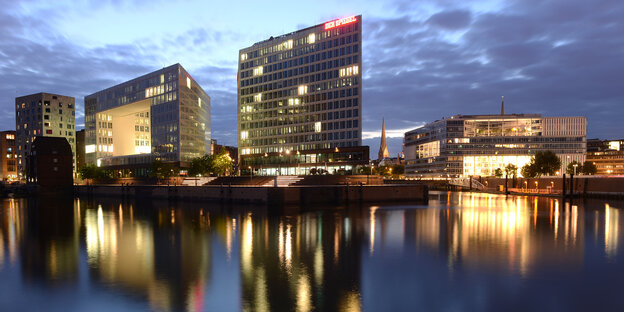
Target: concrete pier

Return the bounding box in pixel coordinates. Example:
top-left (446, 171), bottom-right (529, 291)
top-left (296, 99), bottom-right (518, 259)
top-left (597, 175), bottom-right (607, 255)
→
top-left (75, 184), bottom-right (428, 205)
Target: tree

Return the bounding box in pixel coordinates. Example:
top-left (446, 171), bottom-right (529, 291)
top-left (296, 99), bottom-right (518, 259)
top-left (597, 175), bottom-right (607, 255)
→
top-left (582, 161), bottom-right (597, 175)
top-left (505, 164), bottom-right (518, 178)
top-left (79, 164), bottom-right (109, 183)
top-left (358, 166), bottom-right (373, 175)
top-left (150, 160), bottom-right (178, 180)
top-left (188, 155), bottom-right (212, 177)
top-left (566, 161), bottom-right (582, 175)
top-left (493, 168), bottom-right (503, 178)
top-left (521, 163), bottom-right (538, 178)
top-left (391, 164), bottom-right (405, 175)
top-left (522, 151), bottom-right (561, 177)
top-left (211, 150), bottom-right (233, 176)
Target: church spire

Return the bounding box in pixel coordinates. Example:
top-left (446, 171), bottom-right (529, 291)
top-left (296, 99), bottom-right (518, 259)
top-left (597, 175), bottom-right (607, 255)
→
top-left (501, 96), bottom-right (505, 115)
top-left (378, 118), bottom-right (390, 160)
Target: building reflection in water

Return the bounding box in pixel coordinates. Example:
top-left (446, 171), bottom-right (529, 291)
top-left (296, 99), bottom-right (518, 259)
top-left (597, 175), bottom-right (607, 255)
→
top-left (1, 193), bottom-right (623, 311)
top-left (605, 203), bottom-right (619, 259)
top-left (239, 209), bottom-right (364, 312)
top-left (368, 192), bottom-right (595, 275)
top-left (18, 196), bottom-right (79, 284)
top-left (82, 198), bottom-right (213, 312)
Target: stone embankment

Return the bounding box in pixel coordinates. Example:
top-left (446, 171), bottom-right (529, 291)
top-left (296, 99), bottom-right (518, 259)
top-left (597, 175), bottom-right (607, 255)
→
top-left (75, 184), bottom-right (428, 205)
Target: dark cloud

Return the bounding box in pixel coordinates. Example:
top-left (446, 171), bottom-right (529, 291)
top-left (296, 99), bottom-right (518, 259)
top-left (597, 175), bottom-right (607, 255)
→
top-left (361, 0), bottom-right (624, 158)
top-left (1, 0), bottom-right (623, 160)
top-left (427, 10), bottom-right (472, 30)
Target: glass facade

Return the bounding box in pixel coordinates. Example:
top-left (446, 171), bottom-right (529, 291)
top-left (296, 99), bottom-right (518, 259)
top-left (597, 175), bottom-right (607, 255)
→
top-left (237, 16), bottom-right (363, 174)
top-left (404, 114), bottom-right (587, 177)
top-left (85, 64), bottom-right (211, 168)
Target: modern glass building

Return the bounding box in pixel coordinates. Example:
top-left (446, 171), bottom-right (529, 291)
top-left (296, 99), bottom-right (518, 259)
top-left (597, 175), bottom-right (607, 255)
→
top-left (403, 114), bottom-right (587, 177)
top-left (84, 64), bottom-right (210, 174)
top-left (15, 93), bottom-right (77, 178)
top-left (237, 15), bottom-right (366, 175)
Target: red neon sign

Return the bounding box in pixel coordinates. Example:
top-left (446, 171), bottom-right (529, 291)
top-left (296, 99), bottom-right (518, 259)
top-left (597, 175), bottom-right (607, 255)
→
top-left (324, 16), bottom-right (357, 30)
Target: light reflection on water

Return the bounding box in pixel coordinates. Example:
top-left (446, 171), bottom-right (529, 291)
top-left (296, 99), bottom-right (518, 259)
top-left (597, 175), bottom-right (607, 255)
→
top-left (0, 192), bottom-right (624, 311)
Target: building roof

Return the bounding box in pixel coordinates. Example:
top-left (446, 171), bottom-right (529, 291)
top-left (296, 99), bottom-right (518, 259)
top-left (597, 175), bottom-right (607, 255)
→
top-left (31, 136), bottom-right (72, 156)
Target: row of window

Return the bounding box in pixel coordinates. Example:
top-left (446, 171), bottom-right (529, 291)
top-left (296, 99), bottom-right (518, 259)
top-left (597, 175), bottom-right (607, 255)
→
top-left (240, 54), bottom-right (359, 89)
top-left (241, 29), bottom-right (359, 66)
top-left (240, 44), bottom-right (359, 80)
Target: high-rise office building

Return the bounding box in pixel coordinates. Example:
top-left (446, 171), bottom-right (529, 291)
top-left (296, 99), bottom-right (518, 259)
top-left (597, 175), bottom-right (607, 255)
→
top-left (238, 15), bottom-right (367, 175)
top-left (84, 64), bottom-right (210, 175)
top-left (15, 93), bottom-right (76, 179)
top-left (0, 131), bottom-right (17, 181)
top-left (403, 113), bottom-right (587, 177)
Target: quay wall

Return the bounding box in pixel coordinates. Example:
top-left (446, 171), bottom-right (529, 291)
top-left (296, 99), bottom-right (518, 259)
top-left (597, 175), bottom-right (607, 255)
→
top-left (75, 184), bottom-right (428, 205)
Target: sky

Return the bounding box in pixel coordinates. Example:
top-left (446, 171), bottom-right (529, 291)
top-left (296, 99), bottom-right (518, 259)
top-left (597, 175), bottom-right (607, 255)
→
top-left (1, 0), bottom-right (622, 158)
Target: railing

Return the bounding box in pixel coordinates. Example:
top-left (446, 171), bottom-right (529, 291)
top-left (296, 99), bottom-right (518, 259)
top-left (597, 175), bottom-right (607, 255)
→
top-left (449, 178), bottom-right (487, 191)
top-left (508, 187), bottom-right (561, 195)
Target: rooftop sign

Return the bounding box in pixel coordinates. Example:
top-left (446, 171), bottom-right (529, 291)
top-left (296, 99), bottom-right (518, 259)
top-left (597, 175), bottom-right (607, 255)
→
top-left (324, 16), bottom-right (357, 30)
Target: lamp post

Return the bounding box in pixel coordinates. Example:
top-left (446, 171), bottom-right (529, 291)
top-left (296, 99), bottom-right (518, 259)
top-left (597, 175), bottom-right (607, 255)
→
top-left (573, 163), bottom-right (578, 175)
top-left (249, 166), bottom-right (253, 182)
top-left (535, 181), bottom-right (538, 192)
top-left (524, 180), bottom-right (528, 192)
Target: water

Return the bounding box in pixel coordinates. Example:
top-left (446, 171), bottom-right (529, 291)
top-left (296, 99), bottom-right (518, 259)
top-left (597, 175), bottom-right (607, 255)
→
top-left (1, 191), bottom-right (623, 311)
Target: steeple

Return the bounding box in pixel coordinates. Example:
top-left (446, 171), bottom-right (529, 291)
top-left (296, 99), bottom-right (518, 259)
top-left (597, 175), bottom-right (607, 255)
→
top-left (501, 96), bottom-right (505, 115)
top-left (378, 118), bottom-right (390, 160)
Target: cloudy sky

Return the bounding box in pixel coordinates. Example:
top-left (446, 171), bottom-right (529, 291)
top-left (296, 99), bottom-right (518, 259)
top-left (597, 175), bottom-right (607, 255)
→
top-left (1, 0), bottom-right (622, 157)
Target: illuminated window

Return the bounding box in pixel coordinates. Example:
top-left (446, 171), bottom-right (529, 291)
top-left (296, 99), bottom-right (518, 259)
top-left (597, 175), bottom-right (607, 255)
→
top-left (308, 33), bottom-right (316, 44)
top-left (160, 74), bottom-right (164, 84)
top-left (253, 93), bottom-right (262, 102)
top-left (283, 40), bottom-right (293, 50)
top-left (298, 85), bottom-right (308, 95)
top-left (339, 65), bottom-right (359, 77)
top-left (86, 144), bottom-right (96, 153)
top-left (241, 53), bottom-right (248, 61)
top-left (314, 122), bottom-right (322, 133)
top-left (253, 66), bottom-right (264, 76)
top-left (198, 98), bottom-right (202, 107)
top-left (241, 131), bottom-right (249, 140)
top-left (187, 77), bottom-right (191, 89)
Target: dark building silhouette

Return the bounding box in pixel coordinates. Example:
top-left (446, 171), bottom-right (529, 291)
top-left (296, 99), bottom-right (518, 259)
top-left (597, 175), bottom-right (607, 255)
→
top-left (76, 129), bottom-right (85, 171)
top-left (27, 136), bottom-right (73, 187)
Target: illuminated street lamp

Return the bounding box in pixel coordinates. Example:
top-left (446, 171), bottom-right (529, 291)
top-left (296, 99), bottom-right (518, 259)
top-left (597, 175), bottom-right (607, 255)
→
top-left (524, 180), bottom-right (528, 191)
top-left (573, 163), bottom-right (578, 175)
top-left (535, 181), bottom-right (538, 191)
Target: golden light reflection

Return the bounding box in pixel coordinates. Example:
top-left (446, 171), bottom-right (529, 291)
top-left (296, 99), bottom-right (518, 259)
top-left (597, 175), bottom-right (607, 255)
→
top-left (605, 203), bottom-right (619, 258)
top-left (314, 245), bottom-right (323, 287)
top-left (8, 198), bottom-right (19, 265)
top-left (241, 214), bottom-right (253, 279)
top-left (285, 224), bottom-right (293, 270)
top-left (334, 218), bottom-right (341, 264)
top-left (278, 222), bottom-right (284, 263)
top-left (554, 200), bottom-right (560, 241)
top-left (369, 206), bottom-right (378, 255)
top-left (254, 268), bottom-right (270, 312)
top-left (296, 274), bottom-right (312, 312)
top-left (226, 218), bottom-right (233, 261)
top-left (340, 291), bottom-right (362, 312)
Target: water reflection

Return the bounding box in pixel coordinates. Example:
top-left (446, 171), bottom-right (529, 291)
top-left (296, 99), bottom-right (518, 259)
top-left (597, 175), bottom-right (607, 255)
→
top-left (0, 192), bottom-right (623, 311)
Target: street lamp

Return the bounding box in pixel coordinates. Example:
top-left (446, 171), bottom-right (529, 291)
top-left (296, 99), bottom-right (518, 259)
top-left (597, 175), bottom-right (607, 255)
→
top-left (573, 163), bottom-right (578, 175)
top-left (524, 180), bottom-right (527, 191)
top-left (535, 181), bottom-right (538, 191)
